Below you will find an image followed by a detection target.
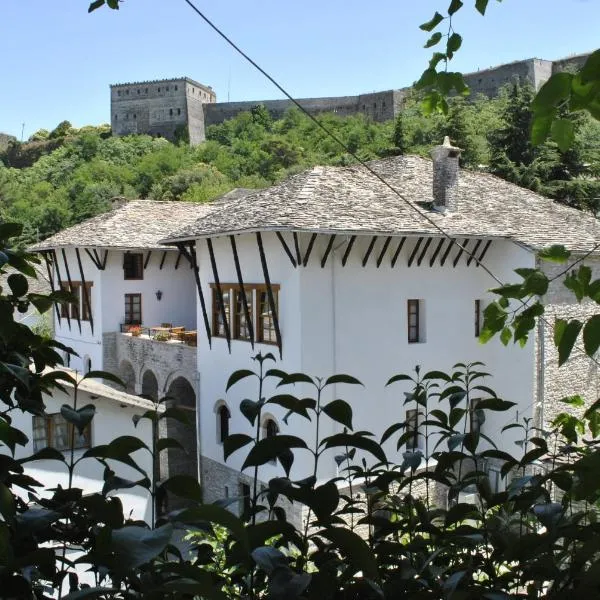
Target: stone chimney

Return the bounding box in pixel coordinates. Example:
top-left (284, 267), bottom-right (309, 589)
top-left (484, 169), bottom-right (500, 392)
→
top-left (431, 136), bottom-right (462, 211)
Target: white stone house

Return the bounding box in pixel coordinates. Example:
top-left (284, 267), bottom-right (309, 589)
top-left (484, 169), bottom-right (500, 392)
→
top-left (4, 369), bottom-right (158, 587)
top-left (8, 369), bottom-right (156, 522)
top-left (32, 142), bottom-right (600, 504)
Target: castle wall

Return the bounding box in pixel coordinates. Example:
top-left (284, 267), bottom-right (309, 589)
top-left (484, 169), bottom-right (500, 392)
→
top-left (109, 52), bottom-right (590, 141)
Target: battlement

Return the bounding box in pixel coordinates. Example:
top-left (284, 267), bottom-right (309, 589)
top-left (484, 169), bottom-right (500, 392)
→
top-left (110, 51), bottom-right (592, 145)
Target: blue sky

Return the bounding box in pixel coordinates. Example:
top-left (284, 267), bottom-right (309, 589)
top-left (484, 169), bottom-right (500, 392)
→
top-left (1, 0), bottom-right (598, 139)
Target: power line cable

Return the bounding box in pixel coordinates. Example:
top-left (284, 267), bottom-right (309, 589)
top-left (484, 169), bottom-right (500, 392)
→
top-left (181, 0), bottom-right (507, 286)
top-left (181, 0), bottom-right (600, 370)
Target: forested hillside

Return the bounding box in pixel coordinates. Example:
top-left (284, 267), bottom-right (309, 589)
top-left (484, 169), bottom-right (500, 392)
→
top-left (1, 83), bottom-right (599, 247)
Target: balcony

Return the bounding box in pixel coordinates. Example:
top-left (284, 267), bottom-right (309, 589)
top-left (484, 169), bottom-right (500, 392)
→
top-left (103, 326), bottom-right (198, 396)
top-left (120, 324), bottom-right (197, 347)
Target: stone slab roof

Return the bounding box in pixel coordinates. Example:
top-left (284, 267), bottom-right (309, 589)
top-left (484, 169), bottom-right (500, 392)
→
top-left (163, 156), bottom-right (600, 253)
top-left (45, 368), bottom-right (163, 412)
top-left (30, 200), bottom-right (216, 252)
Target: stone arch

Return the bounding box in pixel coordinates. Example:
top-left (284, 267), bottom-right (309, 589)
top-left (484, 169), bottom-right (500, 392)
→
top-left (119, 360), bottom-right (136, 394)
top-left (141, 369), bottom-right (159, 401)
top-left (163, 371), bottom-right (196, 408)
top-left (161, 375), bottom-right (198, 510)
top-left (260, 412), bottom-right (279, 439)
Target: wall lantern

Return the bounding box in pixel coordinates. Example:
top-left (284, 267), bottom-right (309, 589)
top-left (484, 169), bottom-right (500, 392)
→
top-left (156, 290), bottom-right (163, 301)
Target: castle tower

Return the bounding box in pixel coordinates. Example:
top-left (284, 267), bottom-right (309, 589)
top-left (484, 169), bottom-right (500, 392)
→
top-left (110, 77), bottom-right (216, 145)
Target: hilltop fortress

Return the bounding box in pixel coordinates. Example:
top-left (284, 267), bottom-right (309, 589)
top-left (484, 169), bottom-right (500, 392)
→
top-left (111, 52), bottom-right (590, 145)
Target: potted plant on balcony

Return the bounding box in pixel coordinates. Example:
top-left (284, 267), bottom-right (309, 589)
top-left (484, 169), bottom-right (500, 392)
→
top-left (129, 325), bottom-right (142, 337)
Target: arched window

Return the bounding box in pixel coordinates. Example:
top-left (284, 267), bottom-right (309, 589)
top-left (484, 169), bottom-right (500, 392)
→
top-left (265, 418), bottom-right (278, 439)
top-left (218, 405), bottom-right (231, 443)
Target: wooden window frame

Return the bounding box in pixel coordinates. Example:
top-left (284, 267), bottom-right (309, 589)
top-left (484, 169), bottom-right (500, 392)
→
top-left (234, 288), bottom-right (253, 341)
top-left (405, 408), bottom-right (419, 450)
top-left (210, 283), bottom-right (280, 344)
top-left (60, 281), bottom-right (93, 321)
top-left (474, 299), bottom-right (482, 337)
top-left (407, 299), bottom-right (421, 344)
top-left (123, 253), bottom-right (144, 280)
top-left (124, 293), bottom-right (142, 325)
top-left (211, 286), bottom-right (232, 339)
top-left (32, 413), bottom-right (91, 453)
top-left (257, 287), bottom-right (279, 345)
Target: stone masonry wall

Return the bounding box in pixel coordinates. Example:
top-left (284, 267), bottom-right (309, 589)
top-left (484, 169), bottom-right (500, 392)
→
top-left (111, 53), bottom-right (589, 142)
top-left (537, 258), bottom-right (600, 433)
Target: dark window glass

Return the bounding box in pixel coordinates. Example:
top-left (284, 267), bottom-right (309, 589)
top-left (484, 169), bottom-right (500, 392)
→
top-left (124, 293), bottom-right (142, 325)
top-left (265, 419), bottom-right (279, 439)
top-left (475, 299), bottom-right (482, 337)
top-left (407, 300), bottom-right (420, 343)
top-left (212, 288), bottom-right (231, 337)
top-left (218, 405), bottom-right (230, 443)
top-left (258, 291), bottom-right (277, 343)
top-left (234, 289), bottom-right (253, 340)
top-left (123, 253), bottom-right (143, 280)
top-left (405, 409), bottom-right (418, 450)
top-left (33, 414), bottom-right (90, 452)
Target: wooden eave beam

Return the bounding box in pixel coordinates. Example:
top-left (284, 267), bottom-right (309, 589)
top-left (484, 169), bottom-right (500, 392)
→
top-left (276, 232), bottom-right (297, 268)
top-left (475, 240), bottom-right (493, 267)
top-left (362, 236), bottom-right (378, 267)
top-left (376, 237), bottom-right (392, 268)
top-left (466, 240), bottom-right (483, 267)
top-left (42, 251), bottom-right (61, 324)
top-left (175, 251), bottom-right (183, 270)
top-left (320, 235), bottom-right (336, 268)
top-left (407, 238), bottom-right (424, 268)
top-left (302, 233), bottom-right (318, 267)
top-left (84, 249), bottom-right (102, 270)
top-left (75, 248), bottom-right (94, 335)
top-left (206, 238), bottom-right (231, 353)
top-left (453, 239), bottom-right (471, 268)
top-left (159, 251), bottom-right (168, 270)
top-left (417, 238), bottom-right (433, 267)
top-left (230, 235), bottom-right (254, 349)
top-left (439, 239), bottom-right (455, 267)
top-left (61, 248), bottom-right (81, 333)
top-left (390, 237), bottom-right (406, 268)
top-left (341, 236), bottom-right (357, 267)
top-left (52, 250), bottom-right (70, 331)
top-left (101, 250), bottom-right (109, 270)
top-left (429, 238), bottom-right (445, 267)
top-left (144, 251), bottom-right (152, 270)
top-left (256, 232), bottom-right (282, 359)
top-left (183, 242), bottom-right (212, 348)
top-left (293, 232), bottom-right (302, 265)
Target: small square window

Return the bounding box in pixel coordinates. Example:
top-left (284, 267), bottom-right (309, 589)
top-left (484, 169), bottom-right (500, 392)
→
top-left (123, 253), bottom-right (144, 280)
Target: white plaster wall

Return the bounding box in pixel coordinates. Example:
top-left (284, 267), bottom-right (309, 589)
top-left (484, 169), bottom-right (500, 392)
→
top-left (300, 235), bottom-right (537, 475)
top-left (195, 233), bottom-right (538, 491)
top-left (195, 233), bottom-right (304, 489)
top-left (6, 385), bottom-right (154, 523)
top-left (101, 250), bottom-right (197, 336)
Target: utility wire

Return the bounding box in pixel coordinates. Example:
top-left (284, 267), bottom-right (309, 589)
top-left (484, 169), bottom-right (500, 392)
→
top-left (181, 0), bottom-right (600, 371)
top-left (181, 0), bottom-right (506, 287)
